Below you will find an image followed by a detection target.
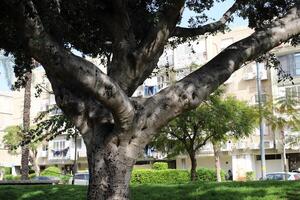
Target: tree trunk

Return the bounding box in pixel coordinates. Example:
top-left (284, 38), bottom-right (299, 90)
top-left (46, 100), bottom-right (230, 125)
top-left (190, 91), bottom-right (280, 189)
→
top-left (189, 151), bottom-right (197, 181)
top-left (85, 133), bottom-right (136, 200)
top-left (213, 143), bottom-right (221, 182)
top-left (29, 150), bottom-right (40, 176)
top-left (21, 71), bottom-right (32, 180)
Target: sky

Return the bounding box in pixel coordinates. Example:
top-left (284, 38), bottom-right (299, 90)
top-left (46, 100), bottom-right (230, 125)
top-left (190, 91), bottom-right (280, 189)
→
top-left (0, 0), bottom-right (247, 92)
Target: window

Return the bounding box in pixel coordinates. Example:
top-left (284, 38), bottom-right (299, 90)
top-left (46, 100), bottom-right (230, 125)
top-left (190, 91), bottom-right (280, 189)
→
top-left (53, 141), bottom-right (65, 150)
top-left (294, 54), bottom-right (300, 75)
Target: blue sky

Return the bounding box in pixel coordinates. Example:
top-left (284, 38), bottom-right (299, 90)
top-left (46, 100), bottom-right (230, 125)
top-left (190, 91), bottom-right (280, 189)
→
top-left (181, 0), bottom-right (247, 28)
top-left (0, 0), bottom-right (247, 92)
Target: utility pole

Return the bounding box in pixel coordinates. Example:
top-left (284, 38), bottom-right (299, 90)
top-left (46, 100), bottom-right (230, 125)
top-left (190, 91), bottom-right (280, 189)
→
top-left (256, 62), bottom-right (267, 180)
top-left (72, 134), bottom-right (78, 185)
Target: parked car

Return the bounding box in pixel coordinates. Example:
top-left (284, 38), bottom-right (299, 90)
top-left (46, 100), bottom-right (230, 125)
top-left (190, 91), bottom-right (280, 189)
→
top-left (69, 172), bottom-right (89, 185)
top-left (265, 172), bottom-right (300, 181)
top-left (31, 176), bottom-right (60, 185)
top-left (32, 176), bottom-right (60, 181)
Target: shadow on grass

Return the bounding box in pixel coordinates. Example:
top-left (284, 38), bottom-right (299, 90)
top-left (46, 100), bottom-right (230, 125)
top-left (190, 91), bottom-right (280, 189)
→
top-left (0, 185), bottom-right (87, 200)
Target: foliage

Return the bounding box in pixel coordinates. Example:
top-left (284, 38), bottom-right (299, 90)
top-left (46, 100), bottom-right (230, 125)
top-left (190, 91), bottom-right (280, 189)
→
top-left (152, 162), bottom-right (168, 170)
top-left (2, 126), bottom-right (23, 153)
top-left (262, 96), bottom-right (300, 145)
top-left (60, 175), bottom-right (72, 185)
top-left (245, 171), bottom-right (255, 181)
top-left (40, 167), bottom-right (61, 177)
top-left (131, 169), bottom-right (190, 184)
top-left (4, 174), bottom-right (21, 181)
top-left (131, 168), bottom-right (224, 184)
top-left (196, 168), bottom-right (225, 182)
top-left (0, 167), bottom-right (11, 175)
top-left (23, 106), bottom-right (80, 145)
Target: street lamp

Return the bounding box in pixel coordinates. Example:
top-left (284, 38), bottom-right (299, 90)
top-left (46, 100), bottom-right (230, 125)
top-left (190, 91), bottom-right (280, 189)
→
top-left (256, 62), bottom-right (267, 180)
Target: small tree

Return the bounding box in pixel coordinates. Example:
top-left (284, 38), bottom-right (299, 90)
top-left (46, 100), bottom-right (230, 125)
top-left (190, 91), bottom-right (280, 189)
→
top-left (152, 90), bottom-right (257, 181)
top-left (3, 125), bottom-right (40, 176)
top-left (206, 96), bottom-right (257, 182)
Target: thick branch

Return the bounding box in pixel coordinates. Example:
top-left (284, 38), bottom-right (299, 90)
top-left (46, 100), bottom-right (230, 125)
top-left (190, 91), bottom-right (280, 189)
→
top-left (109, 1), bottom-right (185, 95)
top-left (8, 1), bottom-right (135, 132)
top-left (136, 4), bottom-right (300, 144)
top-left (172, 0), bottom-right (240, 37)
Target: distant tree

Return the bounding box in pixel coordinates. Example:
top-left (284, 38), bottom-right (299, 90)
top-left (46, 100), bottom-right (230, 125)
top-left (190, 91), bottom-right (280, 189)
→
top-left (207, 96), bottom-right (257, 182)
top-left (262, 96), bottom-right (300, 175)
top-left (3, 125), bottom-right (40, 176)
top-left (152, 90), bottom-right (257, 181)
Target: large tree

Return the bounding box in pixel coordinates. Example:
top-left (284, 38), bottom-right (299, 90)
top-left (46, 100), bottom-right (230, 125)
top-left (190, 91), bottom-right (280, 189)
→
top-left (1, 1), bottom-right (300, 199)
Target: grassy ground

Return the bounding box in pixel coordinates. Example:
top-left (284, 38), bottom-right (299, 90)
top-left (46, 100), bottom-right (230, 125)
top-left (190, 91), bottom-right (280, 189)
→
top-left (1, 181), bottom-right (300, 200)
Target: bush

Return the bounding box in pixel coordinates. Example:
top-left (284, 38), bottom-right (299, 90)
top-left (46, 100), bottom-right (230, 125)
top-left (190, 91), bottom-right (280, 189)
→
top-left (196, 168), bottom-right (225, 182)
top-left (60, 175), bottom-right (72, 184)
top-left (246, 171), bottom-right (255, 181)
top-left (41, 166), bottom-right (61, 177)
top-left (0, 167), bottom-right (11, 175)
top-left (152, 162), bottom-right (168, 170)
top-left (4, 174), bottom-right (20, 180)
top-left (131, 169), bottom-right (189, 184)
top-left (29, 173), bottom-right (36, 179)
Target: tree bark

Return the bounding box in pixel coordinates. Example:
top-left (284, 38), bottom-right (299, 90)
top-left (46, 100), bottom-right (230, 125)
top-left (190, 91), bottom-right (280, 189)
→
top-left (29, 150), bottom-right (40, 176)
top-left (21, 71), bottom-right (32, 180)
top-left (86, 147), bottom-right (135, 200)
top-left (213, 143), bottom-right (222, 182)
top-left (189, 151), bottom-right (197, 181)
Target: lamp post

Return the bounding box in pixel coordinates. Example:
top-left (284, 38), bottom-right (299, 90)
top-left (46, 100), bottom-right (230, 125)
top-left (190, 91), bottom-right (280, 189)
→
top-left (256, 62), bottom-right (267, 180)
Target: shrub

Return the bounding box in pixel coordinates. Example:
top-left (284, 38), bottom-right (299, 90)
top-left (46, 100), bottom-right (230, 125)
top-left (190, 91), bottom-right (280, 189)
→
top-left (4, 174), bottom-right (20, 180)
top-left (0, 167), bottom-right (11, 175)
top-left (246, 171), bottom-right (255, 181)
top-left (41, 166), bottom-right (61, 177)
top-left (29, 173), bottom-right (36, 179)
top-left (131, 169), bottom-right (189, 184)
top-left (196, 168), bottom-right (225, 182)
top-left (152, 162), bottom-right (168, 170)
top-left (60, 175), bottom-right (72, 184)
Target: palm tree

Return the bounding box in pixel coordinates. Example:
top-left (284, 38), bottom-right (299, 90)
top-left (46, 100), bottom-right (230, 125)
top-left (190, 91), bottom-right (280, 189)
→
top-left (263, 96), bottom-right (300, 177)
top-left (20, 71), bottom-right (32, 180)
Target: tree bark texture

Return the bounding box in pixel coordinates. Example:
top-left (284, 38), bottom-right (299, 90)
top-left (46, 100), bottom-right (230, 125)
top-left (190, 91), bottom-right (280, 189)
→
top-left (29, 150), bottom-right (40, 176)
top-left (21, 71), bottom-right (32, 180)
top-left (189, 151), bottom-right (198, 181)
top-left (213, 143), bottom-right (222, 182)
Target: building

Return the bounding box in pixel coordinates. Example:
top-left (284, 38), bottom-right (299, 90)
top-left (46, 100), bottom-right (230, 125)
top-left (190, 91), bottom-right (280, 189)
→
top-left (1, 27), bottom-right (300, 179)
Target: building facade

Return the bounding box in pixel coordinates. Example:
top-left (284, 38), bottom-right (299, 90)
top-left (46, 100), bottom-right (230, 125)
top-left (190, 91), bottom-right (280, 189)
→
top-left (1, 27), bottom-right (300, 179)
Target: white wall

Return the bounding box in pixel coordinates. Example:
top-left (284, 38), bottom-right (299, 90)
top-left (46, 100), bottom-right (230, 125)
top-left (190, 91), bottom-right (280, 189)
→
top-left (255, 159), bottom-right (284, 179)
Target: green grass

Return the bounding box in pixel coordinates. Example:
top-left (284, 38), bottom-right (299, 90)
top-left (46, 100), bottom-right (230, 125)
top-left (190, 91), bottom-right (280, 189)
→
top-left (1, 181), bottom-right (300, 200)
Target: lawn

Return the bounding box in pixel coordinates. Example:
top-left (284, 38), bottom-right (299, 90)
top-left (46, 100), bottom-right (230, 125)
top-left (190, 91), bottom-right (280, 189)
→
top-left (1, 181), bottom-right (300, 200)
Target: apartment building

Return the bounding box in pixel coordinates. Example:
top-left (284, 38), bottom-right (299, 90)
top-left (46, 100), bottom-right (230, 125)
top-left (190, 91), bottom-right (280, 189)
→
top-left (1, 27), bottom-right (300, 179)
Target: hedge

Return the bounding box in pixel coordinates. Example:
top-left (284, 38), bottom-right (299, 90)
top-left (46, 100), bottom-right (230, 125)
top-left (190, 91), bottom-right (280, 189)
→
top-left (41, 166), bottom-right (61, 177)
top-left (131, 169), bottom-right (189, 184)
top-left (4, 175), bottom-right (20, 180)
top-left (196, 168), bottom-right (226, 182)
top-left (131, 168), bottom-right (226, 184)
top-left (152, 162), bottom-right (168, 170)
